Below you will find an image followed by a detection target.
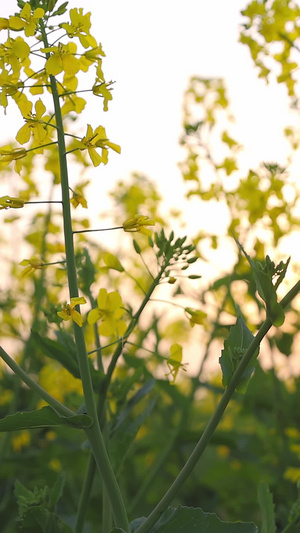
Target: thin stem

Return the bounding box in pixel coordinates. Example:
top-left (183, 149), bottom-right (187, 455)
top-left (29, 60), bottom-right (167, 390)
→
top-left (135, 279), bottom-right (300, 533)
top-left (73, 226), bottom-right (122, 234)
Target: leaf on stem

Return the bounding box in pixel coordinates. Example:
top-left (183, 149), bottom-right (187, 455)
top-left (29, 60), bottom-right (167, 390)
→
top-left (233, 235), bottom-right (289, 326)
top-left (0, 406), bottom-right (92, 431)
top-left (131, 506), bottom-right (258, 532)
top-left (257, 481), bottom-right (276, 533)
top-left (219, 311), bottom-right (259, 393)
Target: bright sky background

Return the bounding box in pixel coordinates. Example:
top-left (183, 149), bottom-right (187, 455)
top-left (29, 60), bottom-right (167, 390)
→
top-left (1, 1), bottom-right (298, 376)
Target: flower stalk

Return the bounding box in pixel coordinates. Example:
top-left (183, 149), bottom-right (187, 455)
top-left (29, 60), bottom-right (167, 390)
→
top-left (39, 20), bottom-right (129, 532)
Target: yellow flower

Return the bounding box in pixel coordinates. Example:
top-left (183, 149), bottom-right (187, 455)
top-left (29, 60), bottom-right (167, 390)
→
top-left (165, 343), bottom-right (187, 384)
top-left (103, 252), bottom-right (124, 272)
top-left (11, 430), bottom-right (31, 452)
top-left (8, 3), bottom-right (44, 37)
top-left (0, 146), bottom-right (27, 174)
top-left (0, 146), bottom-right (27, 163)
top-left (60, 8), bottom-right (97, 49)
top-left (43, 42), bottom-right (81, 77)
top-left (72, 124), bottom-right (121, 167)
top-left (0, 195), bottom-right (24, 210)
top-left (57, 296), bottom-right (87, 327)
top-left (185, 307), bottom-right (207, 327)
top-left (16, 98), bottom-right (50, 145)
top-left (19, 256), bottom-right (44, 278)
top-left (70, 185), bottom-right (88, 208)
top-left (92, 82), bottom-right (113, 111)
top-left (284, 467), bottom-right (300, 483)
top-left (122, 214), bottom-right (155, 237)
top-left (87, 288), bottom-right (126, 336)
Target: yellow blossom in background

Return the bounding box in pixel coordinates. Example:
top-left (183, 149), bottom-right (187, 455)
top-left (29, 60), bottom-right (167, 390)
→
top-left (103, 252), bottom-right (124, 272)
top-left (72, 124), bottom-right (121, 167)
top-left (38, 362), bottom-right (83, 406)
top-left (57, 296), bottom-right (87, 327)
top-left (60, 8), bottom-right (97, 49)
top-left (3, 3), bottom-right (44, 36)
top-left (87, 288), bottom-right (127, 336)
top-left (16, 98), bottom-right (50, 145)
top-left (11, 430), bottom-right (31, 452)
top-left (19, 256), bottom-right (44, 278)
top-left (0, 195), bottom-right (24, 210)
top-left (185, 307), bottom-right (207, 327)
top-left (284, 467), bottom-right (300, 483)
top-left (165, 343), bottom-right (187, 384)
top-left (70, 184), bottom-right (88, 208)
top-left (49, 459), bottom-right (62, 472)
top-left (122, 214), bottom-right (155, 237)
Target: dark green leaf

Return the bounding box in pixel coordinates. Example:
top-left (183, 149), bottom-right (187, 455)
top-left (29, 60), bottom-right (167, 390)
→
top-left (49, 474), bottom-right (65, 509)
top-left (257, 481), bottom-right (276, 533)
top-left (146, 506), bottom-right (258, 532)
top-left (219, 312), bottom-right (259, 393)
top-left (0, 406), bottom-right (93, 431)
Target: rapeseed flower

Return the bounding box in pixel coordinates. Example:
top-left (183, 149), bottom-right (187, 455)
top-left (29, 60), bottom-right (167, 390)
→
top-left (57, 296), bottom-right (87, 327)
top-left (0, 195), bottom-right (24, 210)
top-left (88, 288), bottom-right (126, 336)
top-left (165, 343), bottom-right (187, 384)
top-left (185, 307), bottom-right (207, 327)
top-left (122, 214), bottom-right (155, 237)
top-left (19, 256), bottom-right (44, 278)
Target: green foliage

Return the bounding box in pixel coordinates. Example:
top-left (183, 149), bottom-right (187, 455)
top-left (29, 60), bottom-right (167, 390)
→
top-left (15, 475), bottom-right (72, 532)
top-left (0, 406), bottom-right (93, 431)
top-left (257, 481), bottom-right (276, 533)
top-left (131, 506), bottom-right (258, 532)
top-left (219, 311), bottom-right (259, 393)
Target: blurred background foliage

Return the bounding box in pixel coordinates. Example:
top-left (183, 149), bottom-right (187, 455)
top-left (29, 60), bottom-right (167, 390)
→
top-left (0, 0), bottom-right (300, 531)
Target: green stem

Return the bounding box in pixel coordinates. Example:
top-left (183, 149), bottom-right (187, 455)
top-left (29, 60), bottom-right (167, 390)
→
top-left (39, 21), bottom-right (129, 532)
top-left (135, 279), bottom-right (300, 533)
top-left (75, 453), bottom-right (95, 533)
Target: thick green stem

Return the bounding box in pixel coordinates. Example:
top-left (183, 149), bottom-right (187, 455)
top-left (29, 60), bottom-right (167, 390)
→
top-left (135, 280), bottom-right (300, 533)
top-left (39, 21), bottom-right (129, 531)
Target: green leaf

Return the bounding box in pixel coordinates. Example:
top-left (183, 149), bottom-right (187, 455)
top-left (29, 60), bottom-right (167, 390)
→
top-left (219, 311), bottom-right (259, 393)
top-left (140, 506), bottom-right (258, 532)
top-left (257, 481), bottom-right (276, 533)
top-left (233, 236), bottom-right (289, 326)
top-left (15, 479), bottom-right (72, 532)
top-left (32, 330), bottom-right (103, 388)
top-left (110, 380), bottom-right (156, 470)
top-left (52, 1), bottom-right (68, 16)
top-left (32, 330), bottom-right (80, 379)
top-left (0, 406), bottom-right (93, 431)
top-left (49, 474), bottom-right (65, 509)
